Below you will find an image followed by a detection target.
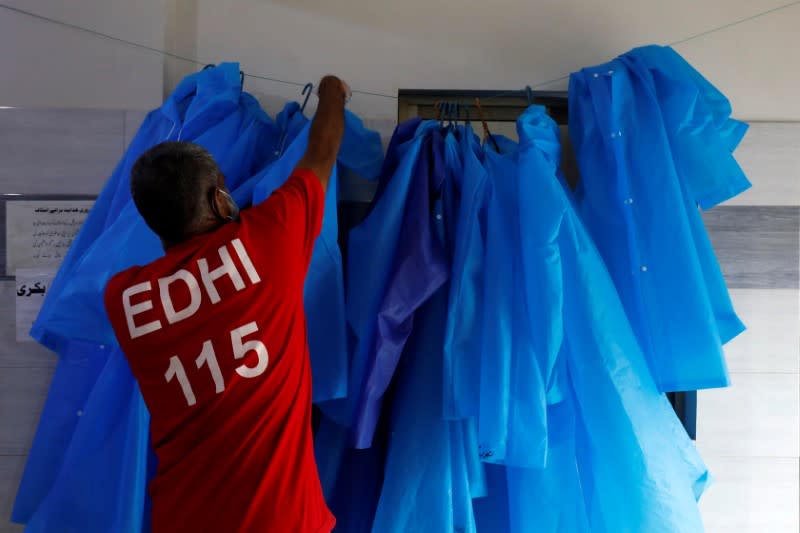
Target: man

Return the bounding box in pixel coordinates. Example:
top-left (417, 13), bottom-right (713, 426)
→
top-left (104, 75), bottom-right (350, 532)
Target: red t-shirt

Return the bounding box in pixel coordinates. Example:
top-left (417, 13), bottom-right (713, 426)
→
top-left (105, 170), bottom-right (335, 533)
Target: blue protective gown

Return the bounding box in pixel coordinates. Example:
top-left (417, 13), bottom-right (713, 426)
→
top-left (350, 125), bottom-right (449, 447)
top-left (330, 119), bottom-right (435, 444)
top-left (13, 64), bottom-right (261, 531)
top-left (15, 87), bottom-right (274, 524)
top-left (313, 119), bottom-right (423, 533)
top-left (317, 121), bottom-right (486, 531)
top-left (367, 118), bottom-right (422, 208)
top-left (30, 62), bottom-right (247, 352)
top-left (568, 45), bottom-right (749, 392)
top-left (369, 125), bottom-right (478, 533)
top-left (313, 411), bottom-right (388, 533)
top-left (478, 134), bottom-right (548, 469)
top-left (33, 74), bottom-right (276, 347)
top-left (512, 104), bottom-right (709, 532)
top-left (19, 349), bottom-right (155, 533)
top-left (442, 126), bottom-right (490, 420)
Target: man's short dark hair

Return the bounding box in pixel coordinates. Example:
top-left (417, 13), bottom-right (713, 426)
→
top-left (131, 141), bottom-right (221, 244)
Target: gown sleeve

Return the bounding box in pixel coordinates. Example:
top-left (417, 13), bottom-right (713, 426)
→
top-left (626, 46), bottom-right (751, 210)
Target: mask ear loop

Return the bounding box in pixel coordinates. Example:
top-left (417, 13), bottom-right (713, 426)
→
top-left (210, 187), bottom-right (235, 222)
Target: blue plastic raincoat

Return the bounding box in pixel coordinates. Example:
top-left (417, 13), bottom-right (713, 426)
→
top-left (369, 125), bottom-right (479, 533)
top-left (568, 45), bottom-right (749, 392)
top-left (478, 134), bottom-right (548, 469)
top-left (442, 126), bottom-right (490, 421)
top-left (512, 104), bottom-right (709, 532)
top-left (329, 119), bottom-right (433, 445)
top-left (312, 119), bottom-right (423, 532)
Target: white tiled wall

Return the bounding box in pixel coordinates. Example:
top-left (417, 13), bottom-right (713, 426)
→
top-left (696, 287), bottom-right (800, 528)
top-left (694, 123), bottom-right (800, 533)
top-left (0, 108), bottom-right (145, 533)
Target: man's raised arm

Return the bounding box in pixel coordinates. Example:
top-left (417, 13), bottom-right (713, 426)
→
top-left (294, 75), bottom-right (351, 192)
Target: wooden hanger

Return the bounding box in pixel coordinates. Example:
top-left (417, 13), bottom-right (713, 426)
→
top-left (474, 98), bottom-right (500, 152)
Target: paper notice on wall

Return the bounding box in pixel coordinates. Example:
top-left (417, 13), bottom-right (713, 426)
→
top-left (15, 268), bottom-right (56, 342)
top-left (5, 200), bottom-right (93, 275)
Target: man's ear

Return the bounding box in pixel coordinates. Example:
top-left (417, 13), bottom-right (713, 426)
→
top-left (211, 187), bottom-right (231, 219)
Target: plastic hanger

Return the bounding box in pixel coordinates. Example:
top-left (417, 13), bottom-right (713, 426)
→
top-left (525, 85), bottom-right (534, 105)
top-left (300, 83), bottom-right (314, 113)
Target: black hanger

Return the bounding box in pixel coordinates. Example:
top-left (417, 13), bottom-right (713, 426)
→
top-left (525, 85), bottom-right (534, 105)
top-left (444, 101), bottom-right (455, 128)
top-left (300, 83), bottom-right (314, 113)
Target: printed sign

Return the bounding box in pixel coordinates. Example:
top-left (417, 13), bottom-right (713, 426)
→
top-left (5, 200), bottom-right (93, 275)
top-left (15, 267), bottom-right (56, 342)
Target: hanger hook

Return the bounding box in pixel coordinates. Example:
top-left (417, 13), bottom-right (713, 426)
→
top-left (300, 83), bottom-right (314, 113)
top-left (474, 97), bottom-right (500, 152)
top-left (240, 71), bottom-right (245, 89)
top-left (525, 85), bottom-right (534, 105)
top-left (462, 100), bottom-right (470, 124)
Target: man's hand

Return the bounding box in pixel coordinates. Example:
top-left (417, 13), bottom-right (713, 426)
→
top-left (318, 75), bottom-right (351, 104)
top-left (294, 75), bottom-right (349, 192)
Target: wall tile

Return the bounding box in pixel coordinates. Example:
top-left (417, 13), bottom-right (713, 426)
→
top-left (705, 206), bottom-right (800, 289)
top-left (123, 110), bottom-right (149, 151)
top-left (696, 373), bottom-right (800, 458)
top-left (728, 122), bottom-right (800, 207)
top-left (0, 108), bottom-right (124, 195)
top-left (0, 456), bottom-right (25, 533)
top-left (725, 289), bottom-right (800, 374)
top-left (0, 367), bottom-right (54, 455)
top-left (700, 456), bottom-right (799, 533)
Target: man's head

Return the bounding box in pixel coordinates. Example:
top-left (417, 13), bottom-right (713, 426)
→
top-left (131, 141), bottom-right (238, 249)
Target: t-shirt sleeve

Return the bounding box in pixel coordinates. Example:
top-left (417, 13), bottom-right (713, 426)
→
top-left (246, 169), bottom-right (325, 266)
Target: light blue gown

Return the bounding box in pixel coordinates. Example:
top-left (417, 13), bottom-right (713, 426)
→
top-left (511, 104), bottom-right (709, 532)
top-left (478, 134), bottom-right (548, 469)
top-left (568, 45), bottom-right (749, 392)
top-left (442, 126), bottom-right (491, 421)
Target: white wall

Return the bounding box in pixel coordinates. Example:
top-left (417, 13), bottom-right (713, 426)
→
top-left (0, 1), bottom-right (796, 118)
top-left (196, 0), bottom-right (800, 120)
top-left (0, 0), bottom-right (165, 110)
